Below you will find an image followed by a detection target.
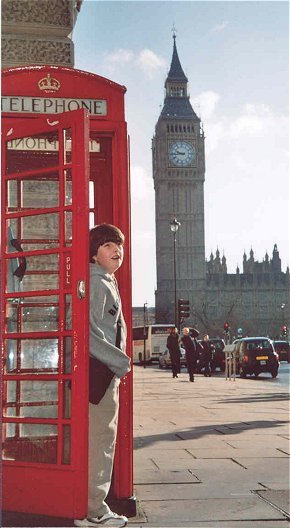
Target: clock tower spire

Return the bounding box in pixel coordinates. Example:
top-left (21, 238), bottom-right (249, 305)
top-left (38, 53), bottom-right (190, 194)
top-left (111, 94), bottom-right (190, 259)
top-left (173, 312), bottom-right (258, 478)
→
top-left (161, 33), bottom-right (199, 121)
top-left (153, 34), bottom-right (206, 324)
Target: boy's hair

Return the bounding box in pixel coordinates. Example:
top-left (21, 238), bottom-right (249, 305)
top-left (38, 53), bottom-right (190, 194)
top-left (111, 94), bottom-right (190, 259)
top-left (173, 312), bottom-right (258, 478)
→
top-left (89, 224), bottom-right (125, 263)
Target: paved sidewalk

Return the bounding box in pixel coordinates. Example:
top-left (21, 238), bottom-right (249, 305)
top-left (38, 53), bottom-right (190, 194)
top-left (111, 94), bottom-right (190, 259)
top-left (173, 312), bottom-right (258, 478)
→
top-left (129, 364), bottom-right (290, 528)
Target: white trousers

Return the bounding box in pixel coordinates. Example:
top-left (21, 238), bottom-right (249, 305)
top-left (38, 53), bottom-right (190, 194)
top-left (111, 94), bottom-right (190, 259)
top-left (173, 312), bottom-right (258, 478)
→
top-left (87, 376), bottom-right (120, 518)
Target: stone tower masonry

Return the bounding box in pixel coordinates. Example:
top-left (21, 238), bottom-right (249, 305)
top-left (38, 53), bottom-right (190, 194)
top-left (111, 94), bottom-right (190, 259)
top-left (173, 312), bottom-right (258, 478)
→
top-left (153, 34), bottom-right (206, 324)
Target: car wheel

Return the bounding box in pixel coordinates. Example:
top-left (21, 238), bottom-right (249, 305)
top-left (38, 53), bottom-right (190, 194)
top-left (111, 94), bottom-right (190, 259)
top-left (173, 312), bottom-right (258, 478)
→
top-left (239, 367), bottom-right (246, 378)
top-left (271, 369), bottom-right (278, 378)
top-left (254, 371), bottom-right (259, 378)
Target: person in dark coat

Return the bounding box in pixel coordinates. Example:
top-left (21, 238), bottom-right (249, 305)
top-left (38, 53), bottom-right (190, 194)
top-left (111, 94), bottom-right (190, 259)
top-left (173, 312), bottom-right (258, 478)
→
top-left (201, 334), bottom-right (215, 377)
top-left (181, 327), bottom-right (199, 382)
top-left (166, 327), bottom-right (181, 378)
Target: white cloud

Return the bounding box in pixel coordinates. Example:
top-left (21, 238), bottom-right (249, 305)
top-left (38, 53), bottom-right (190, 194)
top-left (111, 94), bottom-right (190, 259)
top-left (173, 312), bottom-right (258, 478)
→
top-left (212, 20), bottom-right (229, 33)
top-left (192, 90), bottom-right (220, 120)
top-left (103, 47), bottom-right (166, 79)
top-left (105, 48), bottom-right (134, 65)
top-left (136, 49), bottom-right (166, 79)
top-left (228, 103), bottom-right (274, 138)
top-left (131, 165), bottom-right (154, 202)
top-left (201, 99), bottom-right (288, 154)
top-left (203, 99), bottom-right (289, 273)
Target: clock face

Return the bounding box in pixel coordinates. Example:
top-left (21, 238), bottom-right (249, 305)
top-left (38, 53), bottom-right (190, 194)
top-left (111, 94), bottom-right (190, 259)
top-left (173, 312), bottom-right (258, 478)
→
top-left (169, 141), bottom-right (195, 167)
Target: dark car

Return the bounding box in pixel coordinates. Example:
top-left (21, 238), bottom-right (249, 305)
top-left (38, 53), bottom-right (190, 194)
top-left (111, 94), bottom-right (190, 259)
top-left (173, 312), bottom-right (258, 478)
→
top-left (209, 338), bottom-right (226, 372)
top-left (234, 337), bottom-right (279, 378)
top-left (273, 341), bottom-right (290, 363)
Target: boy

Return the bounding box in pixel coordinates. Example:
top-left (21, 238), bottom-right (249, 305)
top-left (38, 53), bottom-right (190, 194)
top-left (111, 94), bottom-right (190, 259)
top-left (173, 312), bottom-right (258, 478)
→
top-left (75, 224), bottom-right (131, 527)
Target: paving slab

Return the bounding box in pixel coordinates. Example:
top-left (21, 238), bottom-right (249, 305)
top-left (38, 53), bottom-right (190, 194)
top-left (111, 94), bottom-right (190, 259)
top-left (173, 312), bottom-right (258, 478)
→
top-left (255, 490), bottom-right (289, 515)
top-left (133, 468), bottom-right (200, 484)
top-left (133, 365), bottom-right (290, 527)
top-left (129, 519), bottom-right (288, 528)
top-left (224, 437), bottom-right (290, 449)
top-left (133, 482), bottom-right (268, 501)
top-left (130, 496), bottom-right (284, 524)
top-left (186, 447), bottom-right (288, 458)
top-left (135, 456), bottom-right (245, 476)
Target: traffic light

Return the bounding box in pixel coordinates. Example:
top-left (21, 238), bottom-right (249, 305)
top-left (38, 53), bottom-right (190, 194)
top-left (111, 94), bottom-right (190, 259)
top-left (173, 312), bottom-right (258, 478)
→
top-left (282, 325), bottom-right (287, 337)
top-left (224, 322), bottom-right (229, 334)
top-left (178, 299), bottom-right (190, 320)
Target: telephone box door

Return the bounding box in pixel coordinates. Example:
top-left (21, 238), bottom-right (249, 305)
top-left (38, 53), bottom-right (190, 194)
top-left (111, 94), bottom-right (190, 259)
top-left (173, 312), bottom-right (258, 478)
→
top-left (1, 109), bottom-right (90, 518)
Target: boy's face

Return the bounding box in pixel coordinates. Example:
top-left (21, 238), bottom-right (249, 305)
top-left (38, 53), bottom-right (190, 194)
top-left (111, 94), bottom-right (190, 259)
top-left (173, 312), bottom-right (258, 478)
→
top-left (93, 241), bottom-right (124, 274)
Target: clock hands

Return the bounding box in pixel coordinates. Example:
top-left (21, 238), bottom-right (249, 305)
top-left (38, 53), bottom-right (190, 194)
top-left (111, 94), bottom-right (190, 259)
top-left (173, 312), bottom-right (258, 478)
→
top-left (169, 141), bottom-right (195, 166)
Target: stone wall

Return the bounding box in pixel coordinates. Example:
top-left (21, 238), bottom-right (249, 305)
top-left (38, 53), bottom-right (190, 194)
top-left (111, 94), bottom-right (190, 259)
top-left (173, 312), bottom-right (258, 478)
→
top-left (1, 0), bottom-right (83, 68)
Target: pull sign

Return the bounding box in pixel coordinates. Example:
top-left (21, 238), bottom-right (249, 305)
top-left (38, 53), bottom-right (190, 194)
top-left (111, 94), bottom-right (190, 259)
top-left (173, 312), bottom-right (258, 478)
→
top-left (64, 253), bottom-right (71, 287)
top-left (77, 280), bottom-right (86, 299)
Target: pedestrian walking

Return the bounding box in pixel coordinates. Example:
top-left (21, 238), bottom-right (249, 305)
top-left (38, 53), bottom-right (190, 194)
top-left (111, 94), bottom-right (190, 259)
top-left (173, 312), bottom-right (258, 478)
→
top-left (166, 327), bottom-right (181, 378)
top-left (181, 327), bottom-right (199, 382)
top-left (201, 334), bottom-right (215, 377)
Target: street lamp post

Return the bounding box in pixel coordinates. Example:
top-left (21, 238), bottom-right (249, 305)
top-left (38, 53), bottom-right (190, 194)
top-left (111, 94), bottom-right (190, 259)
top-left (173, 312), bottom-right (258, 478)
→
top-left (143, 302), bottom-right (148, 368)
top-left (170, 217), bottom-right (181, 327)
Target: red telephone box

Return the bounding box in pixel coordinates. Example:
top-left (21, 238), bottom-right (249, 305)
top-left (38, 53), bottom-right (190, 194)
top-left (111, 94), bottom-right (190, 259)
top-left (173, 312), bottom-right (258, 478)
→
top-left (1, 66), bottom-right (134, 519)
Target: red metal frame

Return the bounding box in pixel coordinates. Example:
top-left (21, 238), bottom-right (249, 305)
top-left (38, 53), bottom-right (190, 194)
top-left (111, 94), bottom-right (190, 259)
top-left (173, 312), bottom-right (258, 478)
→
top-left (1, 66), bottom-right (133, 517)
top-left (1, 109), bottom-right (90, 518)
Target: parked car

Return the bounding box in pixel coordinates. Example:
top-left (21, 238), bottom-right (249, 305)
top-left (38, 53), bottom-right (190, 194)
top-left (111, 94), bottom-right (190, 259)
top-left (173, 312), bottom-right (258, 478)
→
top-left (196, 338), bottom-right (226, 373)
top-left (158, 347), bottom-right (187, 369)
top-left (273, 340), bottom-right (290, 362)
top-left (234, 337), bottom-right (279, 378)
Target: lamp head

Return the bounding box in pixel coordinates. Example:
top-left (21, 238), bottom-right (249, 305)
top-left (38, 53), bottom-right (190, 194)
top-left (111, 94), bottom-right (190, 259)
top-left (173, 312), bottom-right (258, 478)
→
top-left (170, 217), bottom-right (181, 233)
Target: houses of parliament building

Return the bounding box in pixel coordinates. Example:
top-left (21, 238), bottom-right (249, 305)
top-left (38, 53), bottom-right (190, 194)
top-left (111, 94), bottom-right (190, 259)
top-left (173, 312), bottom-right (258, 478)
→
top-left (152, 35), bottom-right (289, 339)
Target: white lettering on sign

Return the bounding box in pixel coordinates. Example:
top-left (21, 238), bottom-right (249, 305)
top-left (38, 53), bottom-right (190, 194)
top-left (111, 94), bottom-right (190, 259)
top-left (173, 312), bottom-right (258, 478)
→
top-left (7, 138), bottom-right (100, 152)
top-left (1, 96), bottom-right (107, 115)
top-left (65, 255), bottom-right (71, 286)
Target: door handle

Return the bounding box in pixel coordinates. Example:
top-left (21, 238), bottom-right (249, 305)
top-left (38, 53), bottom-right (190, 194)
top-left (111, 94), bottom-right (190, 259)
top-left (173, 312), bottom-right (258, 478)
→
top-left (77, 280), bottom-right (86, 299)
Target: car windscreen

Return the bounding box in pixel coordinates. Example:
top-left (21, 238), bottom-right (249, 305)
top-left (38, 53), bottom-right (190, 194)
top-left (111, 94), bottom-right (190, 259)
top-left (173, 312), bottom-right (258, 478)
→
top-left (274, 342), bottom-right (289, 350)
top-left (211, 341), bottom-right (224, 350)
top-left (246, 340), bottom-right (272, 352)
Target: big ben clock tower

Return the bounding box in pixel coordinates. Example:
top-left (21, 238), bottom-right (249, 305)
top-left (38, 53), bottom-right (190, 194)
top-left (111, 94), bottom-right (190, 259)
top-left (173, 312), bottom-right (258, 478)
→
top-left (153, 34), bottom-right (206, 324)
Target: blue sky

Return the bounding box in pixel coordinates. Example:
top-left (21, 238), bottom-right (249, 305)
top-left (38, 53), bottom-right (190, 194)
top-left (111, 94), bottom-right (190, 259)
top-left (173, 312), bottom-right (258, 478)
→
top-left (73, 1), bottom-right (289, 305)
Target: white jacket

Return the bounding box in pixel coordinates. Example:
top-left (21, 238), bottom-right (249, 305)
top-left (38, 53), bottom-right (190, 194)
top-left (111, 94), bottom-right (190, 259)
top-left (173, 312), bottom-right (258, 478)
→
top-left (89, 263), bottom-right (131, 378)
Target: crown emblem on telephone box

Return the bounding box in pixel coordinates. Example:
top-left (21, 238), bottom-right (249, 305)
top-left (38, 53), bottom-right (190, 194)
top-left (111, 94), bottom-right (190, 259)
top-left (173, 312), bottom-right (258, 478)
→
top-left (38, 73), bottom-right (61, 93)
